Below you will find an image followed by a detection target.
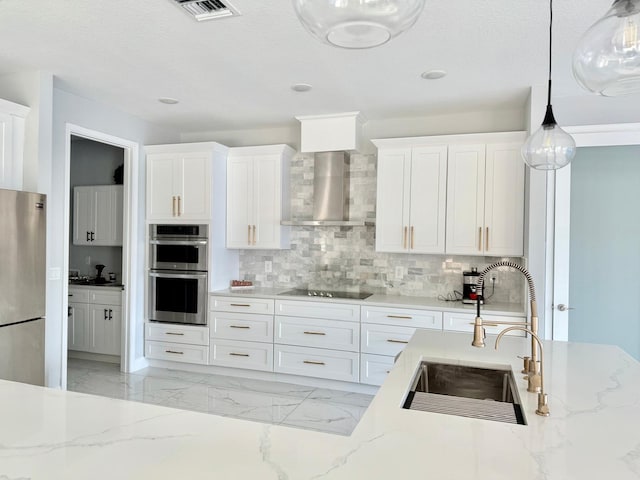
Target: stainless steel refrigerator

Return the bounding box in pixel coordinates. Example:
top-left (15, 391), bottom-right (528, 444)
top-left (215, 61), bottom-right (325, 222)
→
top-left (0, 188), bottom-right (46, 386)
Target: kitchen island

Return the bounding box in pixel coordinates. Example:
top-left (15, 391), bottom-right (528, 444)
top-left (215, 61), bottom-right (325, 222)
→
top-left (2, 330), bottom-right (639, 479)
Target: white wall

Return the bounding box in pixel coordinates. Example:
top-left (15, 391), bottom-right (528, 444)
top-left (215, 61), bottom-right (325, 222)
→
top-left (47, 88), bottom-right (180, 388)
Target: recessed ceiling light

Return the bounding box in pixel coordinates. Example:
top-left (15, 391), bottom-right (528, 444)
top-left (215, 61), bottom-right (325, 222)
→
top-left (291, 83), bottom-right (313, 92)
top-left (421, 70), bottom-right (447, 80)
top-left (158, 97), bottom-right (179, 105)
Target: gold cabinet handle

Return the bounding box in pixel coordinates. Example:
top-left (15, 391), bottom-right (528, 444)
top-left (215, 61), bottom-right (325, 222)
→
top-left (387, 315), bottom-right (412, 319)
top-left (486, 227), bottom-right (489, 252)
top-left (230, 303), bottom-right (251, 307)
top-left (165, 332), bottom-right (185, 336)
top-left (303, 331), bottom-right (326, 336)
top-left (386, 339), bottom-right (409, 344)
top-left (303, 360), bottom-right (325, 365)
top-left (252, 225), bottom-right (256, 245)
top-left (177, 195), bottom-right (181, 216)
top-left (172, 196), bottom-right (177, 217)
top-left (403, 226), bottom-right (408, 249)
top-left (247, 225), bottom-right (251, 245)
top-left (230, 325), bottom-right (251, 329)
top-left (229, 352), bottom-right (250, 357)
top-left (410, 226), bottom-right (415, 249)
top-left (478, 226), bottom-right (483, 251)
top-left (165, 350), bottom-right (184, 355)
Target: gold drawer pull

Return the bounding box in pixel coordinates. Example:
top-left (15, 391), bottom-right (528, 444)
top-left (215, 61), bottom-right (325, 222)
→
top-left (230, 303), bottom-right (251, 307)
top-left (387, 315), bottom-right (412, 319)
top-left (229, 352), bottom-right (250, 357)
top-left (165, 350), bottom-right (184, 355)
top-left (386, 339), bottom-right (409, 344)
top-left (485, 227), bottom-right (489, 251)
top-left (303, 331), bottom-right (326, 335)
top-left (165, 332), bottom-right (185, 336)
top-left (403, 226), bottom-right (408, 249)
top-left (410, 225), bottom-right (415, 249)
top-left (478, 226), bottom-right (482, 251)
top-left (303, 360), bottom-right (325, 365)
top-left (230, 325), bottom-right (251, 329)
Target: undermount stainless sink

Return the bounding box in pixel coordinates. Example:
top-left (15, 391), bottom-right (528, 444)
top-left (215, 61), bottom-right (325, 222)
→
top-left (403, 361), bottom-right (526, 425)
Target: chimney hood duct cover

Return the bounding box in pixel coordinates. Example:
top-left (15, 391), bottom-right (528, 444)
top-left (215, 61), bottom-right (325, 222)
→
top-left (282, 151), bottom-right (371, 226)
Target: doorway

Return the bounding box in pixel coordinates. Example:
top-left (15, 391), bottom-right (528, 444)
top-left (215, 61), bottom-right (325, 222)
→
top-left (552, 124), bottom-right (640, 360)
top-left (61, 124), bottom-right (140, 389)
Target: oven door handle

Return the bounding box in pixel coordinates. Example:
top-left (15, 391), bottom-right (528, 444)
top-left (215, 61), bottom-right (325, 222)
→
top-left (149, 240), bottom-right (208, 246)
top-left (149, 271), bottom-right (208, 279)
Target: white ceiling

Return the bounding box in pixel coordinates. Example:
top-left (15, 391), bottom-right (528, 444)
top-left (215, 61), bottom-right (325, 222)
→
top-left (0, 0), bottom-right (628, 133)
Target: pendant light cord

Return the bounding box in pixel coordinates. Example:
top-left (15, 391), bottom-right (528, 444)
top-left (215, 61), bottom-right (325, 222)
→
top-left (547, 0), bottom-right (553, 106)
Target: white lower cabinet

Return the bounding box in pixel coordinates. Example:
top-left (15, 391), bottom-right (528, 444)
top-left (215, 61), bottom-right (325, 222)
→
top-left (443, 312), bottom-right (526, 337)
top-left (274, 345), bottom-right (360, 383)
top-left (210, 311), bottom-right (274, 343)
top-left (361, 323), bottom-right (415, 357)
top-left (68, 287), bottom-right (122, 356)
top-left (275, 316), bottom-right (360, 352)
top-left (210, 339), bottom-right (274, 371)
top-left (145, 323), bottom-right (210, 365)
top-left (360, 354), bottom-right (395, 386)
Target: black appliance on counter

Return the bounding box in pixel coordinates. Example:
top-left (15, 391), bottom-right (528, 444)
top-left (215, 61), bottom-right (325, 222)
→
top-left (462, 268), bottom-right (483, 305)
top-left (148, 224), bottom-right (208, 325)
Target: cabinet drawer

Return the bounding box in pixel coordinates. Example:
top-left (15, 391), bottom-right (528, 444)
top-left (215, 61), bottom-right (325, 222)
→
top-left (275, 300), bottom-right (360, 322)
top-left (68, 288), bottom-right (90, 303)
top-left (145, 341), bottom-right (209, 365)
top-left (274, 345), bottom-right (359, 383)
top-left (360, 354), bottom-right (395, 386)
top-left (361, 306), bottom-right (443, 329)
top-left (361, 323), bottom-right (416, 356)
top-left (210, 312), bottom-right (273, 343)
top-left (443, 312), bottom-right (526, 337)
top-left (90, 289), bottom-right (122, 306)
top-left (145, 323), bottom-right (209, 346)
top-left (210, 339), bottom-right (273, 372)
top-left (275, 316), bottom-right (359, 352)
top-left (209, 296), bottom-right (274, 315)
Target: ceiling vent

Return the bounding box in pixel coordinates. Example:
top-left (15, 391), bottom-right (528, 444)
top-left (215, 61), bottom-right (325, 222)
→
top-left (172, 0), bottom-right (240, 21)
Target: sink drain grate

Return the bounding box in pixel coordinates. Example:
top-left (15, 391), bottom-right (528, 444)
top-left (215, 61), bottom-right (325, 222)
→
top-left (405, 392), bottom-right (525, 425)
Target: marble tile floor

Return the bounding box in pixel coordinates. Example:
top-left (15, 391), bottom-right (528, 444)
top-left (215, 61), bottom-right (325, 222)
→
top-left (66, 358), bottom-right (375, 436)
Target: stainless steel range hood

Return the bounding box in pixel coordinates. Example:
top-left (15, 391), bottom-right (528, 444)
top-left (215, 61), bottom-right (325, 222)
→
top-left (282, 151), bottom-right (371, 226)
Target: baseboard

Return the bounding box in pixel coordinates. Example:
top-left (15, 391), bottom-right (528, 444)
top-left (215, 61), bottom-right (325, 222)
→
top-left (68, 350), bottom-right (120, 365)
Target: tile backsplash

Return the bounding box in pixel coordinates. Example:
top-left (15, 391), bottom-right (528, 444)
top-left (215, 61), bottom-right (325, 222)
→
top-left (239, 153), bottom-right (525, 305)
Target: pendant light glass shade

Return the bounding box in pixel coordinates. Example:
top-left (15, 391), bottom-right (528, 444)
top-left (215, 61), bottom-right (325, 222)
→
top-left (292, 0), bottom-right (426, 49)
top-left (522, 107), bottom-right (576, 170)
top-left (573, 0), bottom-right (640, 95)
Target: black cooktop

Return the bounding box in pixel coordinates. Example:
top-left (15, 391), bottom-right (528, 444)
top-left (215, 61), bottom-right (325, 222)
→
top-left (278, 289), bottom-right (373, 300)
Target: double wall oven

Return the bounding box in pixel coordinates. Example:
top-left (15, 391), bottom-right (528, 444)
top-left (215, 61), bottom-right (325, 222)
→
top-left (148, 224), bottom-right (208, 325)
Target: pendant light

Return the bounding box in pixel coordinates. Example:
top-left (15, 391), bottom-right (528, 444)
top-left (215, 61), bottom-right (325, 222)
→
top-left (521, 0), bottom-right (576, 171)
top-left (573, 0), bottom-right (640, 96)
top-left (292, 0), bottom-right (426, 49)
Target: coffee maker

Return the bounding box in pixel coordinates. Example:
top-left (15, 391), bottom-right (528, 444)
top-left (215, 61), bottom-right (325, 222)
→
top-left (462, 267), bottom-right (483, 304)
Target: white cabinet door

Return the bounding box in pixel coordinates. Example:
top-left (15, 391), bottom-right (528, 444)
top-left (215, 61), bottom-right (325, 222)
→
top-left (375, 148), bottom-right (410, 253)
top-left (92, 186), bottom-right (123, 246)
top-left (226, 156), bottom-right (253, 248)
top-left (253, 154), bottom-right (282, 248)
top-left (68, 302), bottom-right (89, 351)
top-left (147, 153), bottom-right (177, 221)
top-left (409, 146), bottom-right (448, 254)
top-left (484, 143), bottom-right (525, 256)
top-left (176, 152), bottom-right (211, 220)
top-left (72, 187), bottom-right (93, 245)
top-left (0, 99), bottom-right (28, 190)
top-left (445, 144), bottom-right (486, 255)
top-left (89, 304), bottom-right (121, 355)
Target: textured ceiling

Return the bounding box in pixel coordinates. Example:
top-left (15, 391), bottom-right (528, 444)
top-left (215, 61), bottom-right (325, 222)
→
top-left (0, 0), bottom-right (627, 132)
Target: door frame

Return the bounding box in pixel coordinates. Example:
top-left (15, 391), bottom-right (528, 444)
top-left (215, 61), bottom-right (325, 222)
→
top-left (61, 123), bottom-right (140, 388)
top-left (550, 122), bottom-right (640, 340)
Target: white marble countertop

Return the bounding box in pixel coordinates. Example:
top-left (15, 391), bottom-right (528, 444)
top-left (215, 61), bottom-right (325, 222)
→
top-left (210, 288), bottom-right (526, 316)
top-left (2, 331), bottom-right (639, 479)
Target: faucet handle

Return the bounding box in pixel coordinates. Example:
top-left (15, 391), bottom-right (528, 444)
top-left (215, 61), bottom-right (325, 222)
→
top-left (527, 372), bottom-right (542, 393)
top-left (536, 393), bottom-right (550, 417)
top-left (517, 356), bottom-right (530, 374)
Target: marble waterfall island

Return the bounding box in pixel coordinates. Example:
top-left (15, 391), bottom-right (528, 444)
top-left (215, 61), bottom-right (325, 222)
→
top-left (1, 330), bottom-right (640, 479)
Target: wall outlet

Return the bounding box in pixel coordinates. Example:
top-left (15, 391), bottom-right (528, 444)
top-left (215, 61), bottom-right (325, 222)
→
top-left (265, 260), bottom-right (272, 273)
top-left (395, 266), bottom-right (403, 279)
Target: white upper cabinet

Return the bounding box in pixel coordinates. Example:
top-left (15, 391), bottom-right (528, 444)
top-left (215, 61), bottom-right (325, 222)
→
top-left (146, 142), bottom-right (227, 223)
top-left (446, 141), bottom-right (525, 256)
top-left (374, 143), bottom-right (447, 254)
top-left (0, 98), bottom-right (29, 190)
top-left (73, 185), bottom-right (123, 246)
top-left (226, 144), bottom-right (293, 249)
